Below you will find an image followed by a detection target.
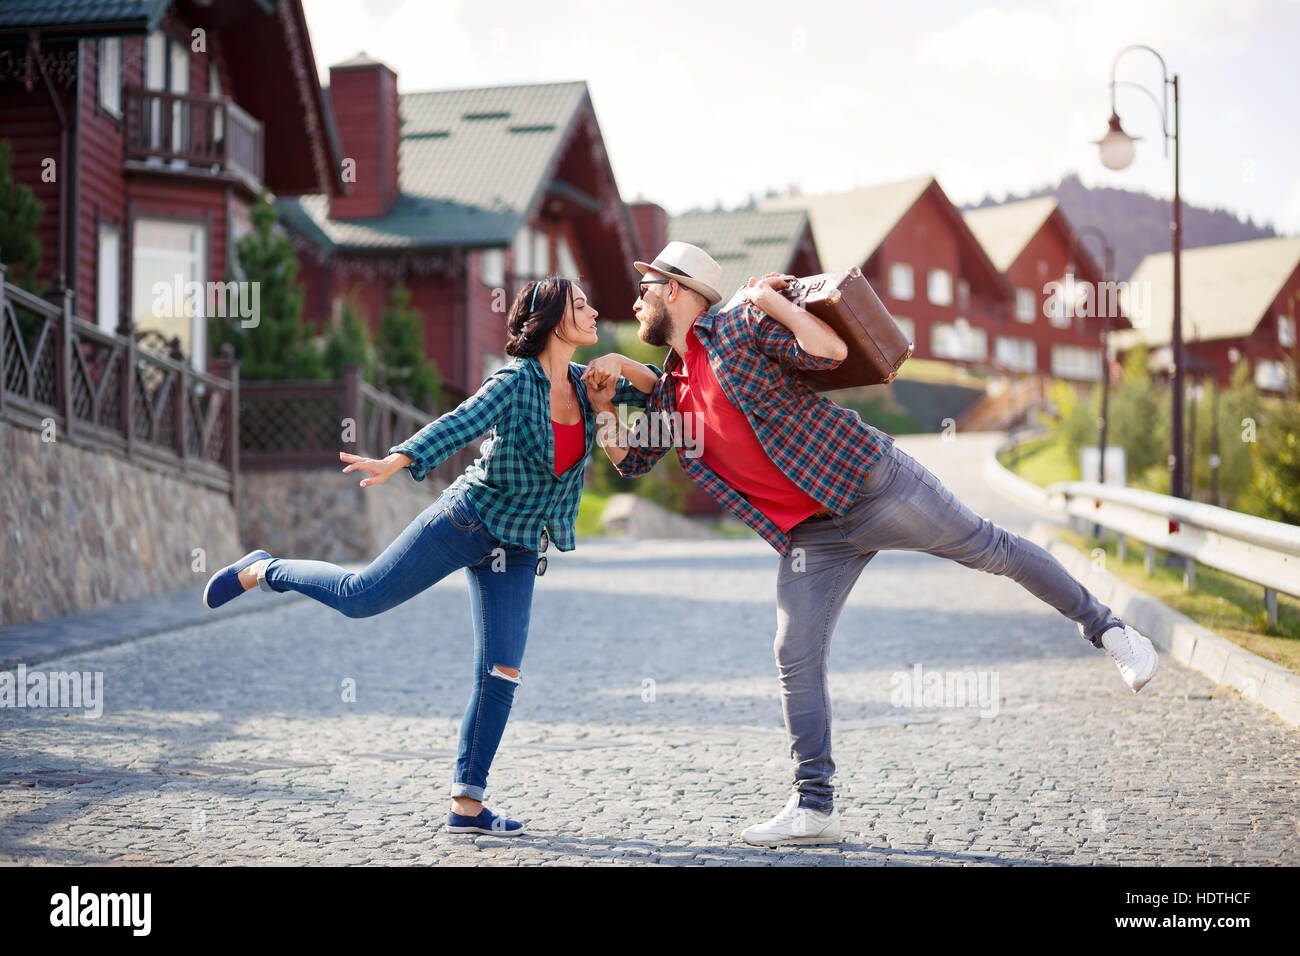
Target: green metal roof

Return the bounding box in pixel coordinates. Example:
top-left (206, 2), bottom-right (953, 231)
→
top-left (669, 209), bottom-right (813, 306)
top-left (0, 0), bottom-right (170, 33)
top-left (276, 80), bottom-right (590, 251)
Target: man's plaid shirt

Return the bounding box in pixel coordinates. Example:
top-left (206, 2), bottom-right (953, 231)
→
top-left (389, 357), bottom-right (655, 552)
top-left (613, 302), bottom-right (896, 556)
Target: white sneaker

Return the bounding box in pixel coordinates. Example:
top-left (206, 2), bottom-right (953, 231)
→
top-left (741, 793), bottom-right (842, 846)
top-left (1100, 623), bottom-right (1158, 693)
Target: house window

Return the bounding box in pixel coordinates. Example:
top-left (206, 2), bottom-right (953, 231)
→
top-left (956, 278), bottom-right (970, 311)
top-left (209, 62), bottom-right (224, 145)
top-left (927, 268), bottom-right (953, 306)
top-left (1279, 315), bottom-right (1296, 348)
top-left (132, 218), bottom-right (207, 370)
top-left (512, 225), bottom-right (549, 285)
top-left (932, 321), bottom-right (987, 361)
top-left (1051, 345), bottom-right (1101, 380)
top-left (1046, 277), bottom-right (1074, 328)
top-left (1254, 359), bottom-right (1291, 391)
top-left (1015, 288), bottom-right (1036, 322)
top-left (230, 214), bottom-right (251, 281)
top-left (533, 229), bottom-right (550, 277)
top-left (96, 221), bottom-right (120, 332)
top-left (144, 31), bottom-right (190, 164)
top-left (556, 233), bottom-right (579, 279)
top-left (480, 248), bottom-right (505, 288)
top-left (482, 352), bottom-right (508, 383)
top-left (98, 38), bottom-right (122, 117)
top-left (893, 316), bottom-right (915, 346)
top-left (889, 262), bottom-right (913, 300)
top-left (995, 336), bottom-right (1036, 372)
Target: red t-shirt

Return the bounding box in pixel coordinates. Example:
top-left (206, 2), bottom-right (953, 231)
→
top-left (673, 323), bottom-right (823, 532)
top-left (552, 419), bottom-right (585, 477)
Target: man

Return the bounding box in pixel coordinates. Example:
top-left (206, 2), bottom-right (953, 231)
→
top-left (585, 241), bottom-right (1157, 847)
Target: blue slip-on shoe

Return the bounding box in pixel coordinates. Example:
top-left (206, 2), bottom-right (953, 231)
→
top-left (203, 550), bottom-right (272, 609)
top-left (446, 807), bottom-right (526, 836)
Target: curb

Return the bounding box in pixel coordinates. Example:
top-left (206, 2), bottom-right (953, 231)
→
top-left (0, 568), bottom-right (358, 669)
top-left (1029, 520), bottom-right (1300, 730)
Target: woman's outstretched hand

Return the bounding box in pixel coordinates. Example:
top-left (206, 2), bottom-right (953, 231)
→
top-left (340, 451), bottom-right (411, 488)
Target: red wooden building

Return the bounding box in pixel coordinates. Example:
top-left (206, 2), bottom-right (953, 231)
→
top-left (1115, 236), bottom-right (1300, 395)
top-left (763, 176), bottom-right (1012, 370)
top-left (0, 0), bottom-right (343, 368)
top-left (276, 57), bottom-right (644, 401)
top-left (963, 197), bottom-right (1127, 382)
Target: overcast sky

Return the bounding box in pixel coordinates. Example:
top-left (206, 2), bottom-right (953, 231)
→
top-left (299, 0), bottom-right (1300, 233)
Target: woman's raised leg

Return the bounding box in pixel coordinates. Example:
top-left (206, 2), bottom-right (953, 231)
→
top-left (257, 486), bottom-right (493, 618)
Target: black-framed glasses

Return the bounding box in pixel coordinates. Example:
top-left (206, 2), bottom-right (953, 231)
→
top-left (638, 279), bottom-right (672, 299)
top-left (535, 528), bottom-right (550, 576)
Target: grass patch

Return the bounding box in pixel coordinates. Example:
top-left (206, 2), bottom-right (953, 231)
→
top-left (576, 489), bottom-right (609, 539)
top-left (998, 433), bottom-right (1080, 488)
top-left (896, 358), bottom-right (987, 387)
top-left (840, 397), bottom-right (929, 435)
top-left (1054, 526), bottom-right (1300, 674)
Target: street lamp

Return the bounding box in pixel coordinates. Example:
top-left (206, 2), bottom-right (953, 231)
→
top-left (1094, 44), bottom-right (1186, 499)
top-left (1067, 227), bottom-right (1115, 485)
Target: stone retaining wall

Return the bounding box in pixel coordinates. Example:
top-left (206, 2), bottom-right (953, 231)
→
top-left (238, 467), bottom-right (449, 565)
top-left (0, 419), bottom-right (242, 627)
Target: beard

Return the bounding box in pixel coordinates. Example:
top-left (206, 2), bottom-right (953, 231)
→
top-left (638, 298), bottom-right (672, 347)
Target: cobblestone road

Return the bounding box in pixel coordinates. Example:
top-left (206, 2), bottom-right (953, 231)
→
top-left (2, 434), bottom-right (1297, 865)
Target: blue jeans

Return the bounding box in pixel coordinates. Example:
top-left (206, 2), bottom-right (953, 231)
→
top-left (257, 484), bottom-right (538, 801)
top-left (775, 442), bottom-right (1124, 812)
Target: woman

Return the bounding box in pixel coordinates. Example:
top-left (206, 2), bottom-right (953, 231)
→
top-left (202, 275), bottom-right (660, 835)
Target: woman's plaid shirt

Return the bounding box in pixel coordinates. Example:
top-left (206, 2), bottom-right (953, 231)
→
top-left (612, 302), bottom-right (896, 556)
top-left (388, 357), bottom-right (656, 552)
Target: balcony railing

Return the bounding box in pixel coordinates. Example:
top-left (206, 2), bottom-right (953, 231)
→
top-left (123, 86), bottom-right (264, 187)
top-left (0, 262), bottom-right (239, 498)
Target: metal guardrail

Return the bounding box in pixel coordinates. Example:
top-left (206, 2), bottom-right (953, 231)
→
top-left (1046, 480), bottom-right (1300, 625)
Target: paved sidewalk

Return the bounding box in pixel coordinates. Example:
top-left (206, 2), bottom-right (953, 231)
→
top-left (1, 434), bottom-right (1296, 865)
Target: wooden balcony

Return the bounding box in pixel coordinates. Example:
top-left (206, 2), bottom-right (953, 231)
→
top-left (124, 86), bottom-right (264, 188)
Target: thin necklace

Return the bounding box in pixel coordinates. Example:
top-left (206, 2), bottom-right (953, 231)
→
top-left (543, 359), bottom-right (573, 409)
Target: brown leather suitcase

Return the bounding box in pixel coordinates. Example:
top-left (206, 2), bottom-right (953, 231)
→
top-left (779, 268), bottom-right (912, 391)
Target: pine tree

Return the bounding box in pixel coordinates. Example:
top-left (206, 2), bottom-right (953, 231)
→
top-left (210, 192), bottom-right (324, 378)
top-left (322, 299), bottom-right (374, 382)
top-left (1108, 344), bottom-right (1170, 487)
top-left (0, 139), bottom-right (43, 291)
top-left (1244, 358), bottom-right (1300, 524)
top-left (0, 139), bottom-right (46, 346)
top-left (377, 280), bottom-right (440, 412)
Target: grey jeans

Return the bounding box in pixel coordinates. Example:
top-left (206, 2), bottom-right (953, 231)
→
top-left (774, 441), bottom-right (1123, 812)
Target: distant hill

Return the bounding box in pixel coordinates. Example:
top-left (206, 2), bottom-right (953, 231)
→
top-left (965, 173), bottom-right (1281, 279)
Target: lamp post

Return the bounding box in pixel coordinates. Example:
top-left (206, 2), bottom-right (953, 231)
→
top-left (1067, 226), bottom-right (1115, 484)
top-left (1095, 44), bottom-right (1185, 499)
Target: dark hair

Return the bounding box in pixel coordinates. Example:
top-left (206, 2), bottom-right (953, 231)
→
top-left (504, 275), bottom-right (574, 358)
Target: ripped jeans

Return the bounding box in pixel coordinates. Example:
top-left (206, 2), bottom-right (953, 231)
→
top-left (257, 483), bottom-right (537, 801)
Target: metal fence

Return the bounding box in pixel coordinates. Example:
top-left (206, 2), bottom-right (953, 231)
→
top-left (237, 364), bottom-right (471, 484)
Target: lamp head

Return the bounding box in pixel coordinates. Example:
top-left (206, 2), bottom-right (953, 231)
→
top-left (1095, 112), bottom-right (1138, 170)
